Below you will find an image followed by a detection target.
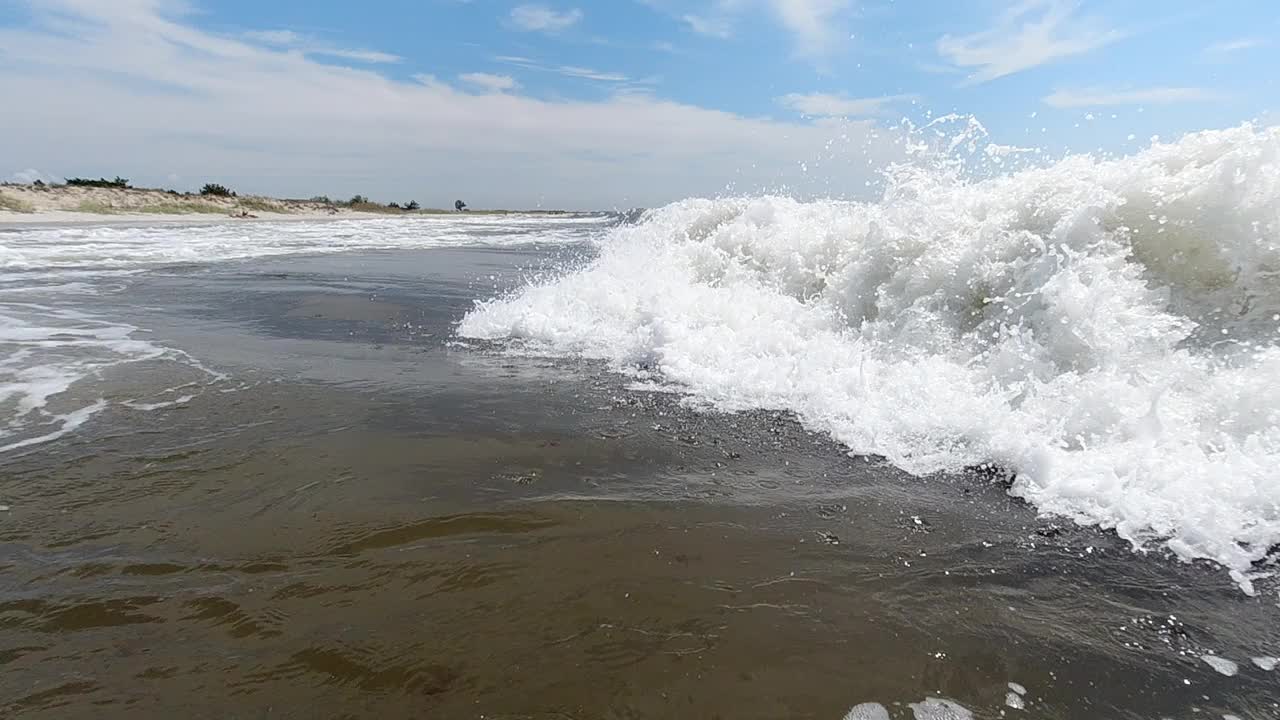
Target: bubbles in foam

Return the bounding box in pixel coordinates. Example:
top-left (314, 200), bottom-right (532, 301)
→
top-left (908, 697), bottom-right (974, 720)
top-left (461, 123), bottom-right (1280, 593)
top-left (0, 213), bottom-right (610, 453)
top-left (842, 703), bottom-right (890, 720)
top-left (1202, 654), bottom-right (1239, 676)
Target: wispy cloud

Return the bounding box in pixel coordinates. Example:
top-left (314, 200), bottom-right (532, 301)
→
top-left (1203, 37), bottom-right (1265, 55)
top-left (1044, 86), bottom-right (1218, 108)
top-left (0, 0), bottom-right (899, 208)
top-left (648, 0), bottom-right (852, 58)
top-left (682, 13), bottom-right (733, 39)
top-left (508, 4), bottom-right (583, 33)
top-left (244, 30), bottom-right (303, 46)
top-left (317, 48), bottom-right (402, 64)
top-left (778, 92), bottom-right (917, 118)
top-left (937, 0), bottom-right (1125, 84)
top-left (459, 72), bottom-right (519, 93)
top-left (495, 55), bottom-right (630, 83)
top-left (242, 28), bottom-right (401, 64)
top-left (767, 0), bottom-right (853, 56)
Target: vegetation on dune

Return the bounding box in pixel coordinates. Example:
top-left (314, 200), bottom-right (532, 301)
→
top-left (73, 200), bottom-right (119, 214)
top-left (7, 179), bottom-right (578, 217)
top-left (0, 191), bottom-right (35, 213)
top-left (138, 201), bottom-right (227, 214)
top-left (200, 183), bottom-right (236, 198)
top-left (237, 197), bottom-right (281, 212)
top-left (66, 176), bottom-right (130, 189)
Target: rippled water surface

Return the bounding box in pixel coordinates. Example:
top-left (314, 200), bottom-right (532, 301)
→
top-left (1, 222), bottom-right (1277, 719)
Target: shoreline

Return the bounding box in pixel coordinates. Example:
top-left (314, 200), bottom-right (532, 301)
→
top-left (0, 183), bottom-right (591, 227)
top-left (0, 209), bottom-right (391, 227)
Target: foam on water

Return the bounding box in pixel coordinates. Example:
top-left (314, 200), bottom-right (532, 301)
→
top-left (1202, 654), bottom-right (1239, 676)
top-left (0, 213), bottom-right (610, 271)
top-left (460, 124), bottom-right (1280, 592)
top-left (0, 213), bottom-right (609, 453)
top-left (908, 698), bottom-right (974, 720)
top-left (842, 703), bottom-right (890, 720)
top-left (0, 301), bottom-right (210, 453)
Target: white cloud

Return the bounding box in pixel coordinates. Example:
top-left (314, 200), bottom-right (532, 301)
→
top-left (509, 5), bottom-right (583, 32)
top-left (937, 0), bottom-right (1125, 84)
top-left (459, 72), bottom-right (518, 93)
top-left (9, 168), bottom-right (57, 184)
top-left (778, 92), bottom-right (917, 117)
top-left (659, 1), bottom-right (852, 57)
top-left (1044, 86), bottom-right (1218, 108)
top-left (1204, 37), bottom-right (1265, 55)
top-left (0, 0), bottom-right (898, 209)
top-left (682, 13), bottom-right (732, 38)
top-left (766, 0), bottom-right (852, 56)
top-left (241, 27), bottom-right (401, 63)
top-left (315, 48), bottom-right (401, 64)
top-left (495, 56), bottom-right (630, 83)
top-left (244, 29), bottom-right (303, 46)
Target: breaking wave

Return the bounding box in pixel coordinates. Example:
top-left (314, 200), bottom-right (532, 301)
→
top-left (460, 123), bottom-right (1280, 593)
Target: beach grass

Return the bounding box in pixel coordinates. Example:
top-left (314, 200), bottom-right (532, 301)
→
top-left (74, 200), bottom-right (120, 214)
top-left (237, 197), bottom-right (282, 213)
top-left (138, 201), bottom-right (227, 214)
top-left (0, 191), bottom-right (35, 213)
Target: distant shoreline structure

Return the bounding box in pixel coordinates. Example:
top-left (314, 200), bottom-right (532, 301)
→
top-left (0, 181), bottom-right (584, 221)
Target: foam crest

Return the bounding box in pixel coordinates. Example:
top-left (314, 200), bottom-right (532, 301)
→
top-left (0, 214), bottom-right (611, 271)
top-left (461, 124), bottom-right (1280, 592)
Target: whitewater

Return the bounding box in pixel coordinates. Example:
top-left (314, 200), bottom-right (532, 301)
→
top-left (0, 213), bottom-right (610, 455)
top-left (460, 124), bottom-right (1280, 593)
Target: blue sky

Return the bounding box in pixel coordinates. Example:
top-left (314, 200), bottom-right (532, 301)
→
top-left (0, 0), bottom-right (1276, 208)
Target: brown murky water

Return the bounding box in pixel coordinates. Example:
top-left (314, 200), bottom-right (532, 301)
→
top-left (1, 248), bottom-right (1278, 719)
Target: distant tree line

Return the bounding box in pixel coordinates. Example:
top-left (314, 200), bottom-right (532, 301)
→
top-left (39, 177), bottom-right (425, 213)
top-left (65, 176), bottom-right (131, 189)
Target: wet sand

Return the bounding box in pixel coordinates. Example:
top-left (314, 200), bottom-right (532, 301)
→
top-left (2, 247), bottom-right (1278, 719)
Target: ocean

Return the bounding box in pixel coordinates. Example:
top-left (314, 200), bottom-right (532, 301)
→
top-left (1, 125), bottom-right (1279, 718)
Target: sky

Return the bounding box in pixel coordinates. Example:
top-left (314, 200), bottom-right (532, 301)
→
top-left (0, 0), bottom-right (1276, 209)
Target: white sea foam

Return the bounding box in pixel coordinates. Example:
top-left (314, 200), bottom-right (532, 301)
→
top-left (0, 213), bottom-right (609, 453)
top-left (0, 213), bottom-right (609, 271)
top-left (908, 697), bottom-right (974, 720)
top-left (0, 302), bottom-right (196, 453)
top-left (460, 123), bottom-right (1280, 592)
top-left (1202, 654), bottom-right (1239, 676)
top-left (1252, 655), bottom-right (1278, 670)
top-left (842, 703), bottom-right (891, 720)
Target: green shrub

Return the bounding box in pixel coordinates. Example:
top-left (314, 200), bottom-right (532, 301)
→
top-left (200, 183), bottom-right (236, 197)
top-left (405, 200), bottom-right (420, 211)
top-left (66, 176), bottom-right (130, 189)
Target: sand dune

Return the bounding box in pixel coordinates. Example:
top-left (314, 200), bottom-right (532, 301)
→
top-left (0, 183), bottom-right (386, 224)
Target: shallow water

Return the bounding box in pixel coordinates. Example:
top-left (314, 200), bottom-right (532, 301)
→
top-left (0, 225), bottom-right (1277, 718)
